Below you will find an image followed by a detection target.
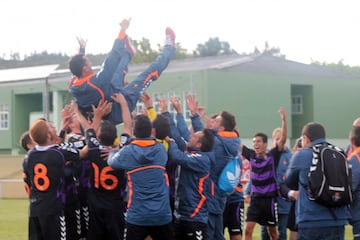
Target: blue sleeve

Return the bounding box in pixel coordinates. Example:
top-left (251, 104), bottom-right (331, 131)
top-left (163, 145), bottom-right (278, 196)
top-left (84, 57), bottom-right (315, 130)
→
top-left (285, 151), bottom-right (302, 190)
top-left (163, 112), bottom-right (187, 151)
top-left (168, 142), bottom-right (207, 172)
top-left (176, 113), bottom-right (190, 142)
top-left (107, 148), bottom-right (129, 170)
top-left (244, 179), bottom-right (251, 195)
top-left (349, 156), bottom-right (360, 192)
top-left (278, 151), bottom-right (291, 198)
top-left (92, 39), bottom-right (125, 88)
top-left (79, 47), bottom-right (85, 55)
top-left (190, 113), bottom-right (204, 132)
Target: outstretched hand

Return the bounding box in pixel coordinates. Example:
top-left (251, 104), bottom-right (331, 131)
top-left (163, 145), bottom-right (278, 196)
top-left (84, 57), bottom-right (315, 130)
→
top-left (92, 100), bottom-right (112, 119)
top-left (76, 37), bottom-right (87, 48)
top-left (186, 94), bottom-right (198, 115)
top-left (157, 98), bottom-right (168, 113)
top-left (141, 92), bottom-right (153, 109)
top-left (61, 104), bottom-right (72, 131)
top-left (120, 18), bottom-right (131, 31)
top-left (170, 96), bottom-right (181, 113)
top-left (278, 107), bottom-right (286, 121)
top-left (111, 93), bottom-right (126, 104)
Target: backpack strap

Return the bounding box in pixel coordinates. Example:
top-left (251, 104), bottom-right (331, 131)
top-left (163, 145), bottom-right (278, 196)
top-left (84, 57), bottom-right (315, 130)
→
top-left (215, 135), bottom-right (234, 157)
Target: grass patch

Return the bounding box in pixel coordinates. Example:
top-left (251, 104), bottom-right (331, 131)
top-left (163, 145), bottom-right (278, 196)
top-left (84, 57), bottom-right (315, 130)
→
top-left (0, 198), bottom-right (355, 239)
top-left (0, 199), bottom-right (28, 240)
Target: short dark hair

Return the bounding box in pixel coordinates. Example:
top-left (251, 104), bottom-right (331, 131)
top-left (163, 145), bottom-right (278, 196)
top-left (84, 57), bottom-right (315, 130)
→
top-left (254, 132), bottom-right (268, 143)
top-left (20, 131), bottom-right (32, 151)
top-left (99, 120), bottom-right (117, 146)
top-left (302, 122), bottom-right (325, 142)
top-left (69, 54), bottom-right (85, 78)
top-left (153, 115), bottom-right (170, 140)
top-left (200, 129), bottom-right (215, 152)
top-left (350, 126), bottom-right (360, 147)
top-left (220, 111), bottom-right (236, 131)
top-left (133, 115), bottom-right (152, 138)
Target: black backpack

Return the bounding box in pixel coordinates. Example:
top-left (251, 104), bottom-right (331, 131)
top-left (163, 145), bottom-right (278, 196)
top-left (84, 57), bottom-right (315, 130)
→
top-left (306, 143), bottom-right (352, 208)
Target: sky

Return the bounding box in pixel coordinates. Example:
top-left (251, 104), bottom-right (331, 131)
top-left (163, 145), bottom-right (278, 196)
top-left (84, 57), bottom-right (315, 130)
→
top-left (1, 0), bottom-right (360, 66)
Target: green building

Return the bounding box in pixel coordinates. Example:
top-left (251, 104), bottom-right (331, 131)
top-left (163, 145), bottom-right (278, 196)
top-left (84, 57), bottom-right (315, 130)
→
top-left (0, 54), bottom-right (359, 154)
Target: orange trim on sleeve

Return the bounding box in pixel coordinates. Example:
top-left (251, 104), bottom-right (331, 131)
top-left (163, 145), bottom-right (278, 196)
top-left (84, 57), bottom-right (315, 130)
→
top-left (235, 186), bottom-right (243, 193)
top-left (190, 173), bottom-right (209, 218)
top-left (164, 173), bottom-right (170, 187)
top-left (126, 165), bottom-right (168, 208)
top-left (211, 181), bottom-right (215, 196)
top-left (127, 173), bottom-right (133, 209)
top-left (143, 71), bottom-right (159, 85)
top-left (118, 31), bottom-right (126, 39)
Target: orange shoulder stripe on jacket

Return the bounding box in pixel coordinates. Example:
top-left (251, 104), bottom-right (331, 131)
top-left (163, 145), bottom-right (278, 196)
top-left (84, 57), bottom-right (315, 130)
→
top-left (131, 139), bottom-right (157, 147)
top-left (218, 131), bottom-right (238, 138)
top-left (348, 147), bottom-right (360, 162)
top-left (126, 165), bottom-right (167, 209)
top-left (87, 81), bottom-right (105, 104)
top-left (71, 72), bottom-right (95, 87)
top-left (127, 165), bottom-right (166, 174)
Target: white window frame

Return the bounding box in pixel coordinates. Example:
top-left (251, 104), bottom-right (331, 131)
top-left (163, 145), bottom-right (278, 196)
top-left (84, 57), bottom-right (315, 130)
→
top-left (145, 91), bottom-right (194, 122)
top-left (182, 91), bottom-right (195, 121)
top-left (291, 95), bottom-right (303, 115)
top-left (0, 104), bottom-right (9, 130)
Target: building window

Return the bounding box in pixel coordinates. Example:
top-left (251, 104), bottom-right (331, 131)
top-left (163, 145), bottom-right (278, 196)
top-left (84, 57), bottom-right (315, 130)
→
top-left (0, 104), bottom-right (9, 130)
top-left (136, 92), bottom-right (193, 122)
top-left (291, 95), bottom-right (303, 115)
top-left (182, 91), bottom-right (194, 120)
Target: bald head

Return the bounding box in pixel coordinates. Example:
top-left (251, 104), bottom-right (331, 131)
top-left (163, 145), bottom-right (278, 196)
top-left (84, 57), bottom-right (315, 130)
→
top-left (353, 117), bottom-right (360, 126)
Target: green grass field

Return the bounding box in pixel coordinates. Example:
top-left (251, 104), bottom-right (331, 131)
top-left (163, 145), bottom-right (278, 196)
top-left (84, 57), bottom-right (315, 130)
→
top-left (0, 198), bottom-right (355, 240)
top-left (0, 154), bottom-right (355, 239)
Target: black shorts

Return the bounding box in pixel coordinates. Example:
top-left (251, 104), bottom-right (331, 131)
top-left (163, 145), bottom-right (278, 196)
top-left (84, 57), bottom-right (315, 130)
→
top-left (223, 201), bottom-right (244, 236)
top-left (174, 220), bottom-right (207, 240)
top-left (29, 212), bottom-right (66, 240)
top-left (246, 197), bottom-right (278, 226)
top-left (64, 203), bottom-right (82, 240)
top-left (87, 206), bottom-right (125, 240)
top-left (126, 222), bottom-right (173, 240)
top-left (287, 201), bottom-right (298, 231)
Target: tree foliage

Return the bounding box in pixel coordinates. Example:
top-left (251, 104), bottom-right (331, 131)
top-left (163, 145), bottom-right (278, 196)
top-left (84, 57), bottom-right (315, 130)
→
top-left (2, 38), bottom-right (359, 76)
top-left (0, 37), bottom-right (194, 70)
top-left (310, 59), bottom-right (360, 75)
top-left (193, 37), bottom-right (237, 57)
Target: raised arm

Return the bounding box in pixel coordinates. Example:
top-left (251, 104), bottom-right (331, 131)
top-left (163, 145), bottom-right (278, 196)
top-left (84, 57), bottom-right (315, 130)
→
top-left (76, 37), bottom-right (87, 55)
top-left (277, 107), bottom-right (287, 151)
top-left (71, 101), bottom-right (91, 131)
top-left (91, 100), bottom-right (112, 131)
top-left (186, 94), bottom-right (204, 131)
top-left (115, 17), bottom-right (131, 40)
top-left (111, 93), bottom-right (132, 136)
top-left (141, 92), bottom-right (157, 121)
top-left (71, 100), bottom-right (112, 132)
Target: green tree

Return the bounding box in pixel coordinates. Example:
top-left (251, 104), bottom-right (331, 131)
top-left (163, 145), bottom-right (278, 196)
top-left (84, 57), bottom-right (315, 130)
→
top-left (254, 41), bottom-right (285, 58)
top-left (193, 37), bottom-right (236, 57)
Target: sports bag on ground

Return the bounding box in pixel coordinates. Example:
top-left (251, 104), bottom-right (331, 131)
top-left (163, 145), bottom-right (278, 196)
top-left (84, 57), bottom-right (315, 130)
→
top-left (306, 142), bottom-right (352, 208)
